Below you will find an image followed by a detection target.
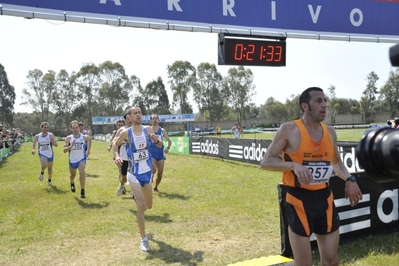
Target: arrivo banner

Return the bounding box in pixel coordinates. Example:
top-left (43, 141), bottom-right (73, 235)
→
top-left (1, 0), bottom-right (399, 39)
top-left (190, 137), bottom-right (399, 256)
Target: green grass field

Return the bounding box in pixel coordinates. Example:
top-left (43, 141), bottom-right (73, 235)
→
top-left (219, 127), bottom-right (369, 142)
top-left (1, 129), bottom-right (398, 266)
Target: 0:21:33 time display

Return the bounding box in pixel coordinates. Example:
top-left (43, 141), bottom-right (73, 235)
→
top-left (224, 39), bottom-right (286, 66)
top-left (234, 43), bottom-right (283, 61)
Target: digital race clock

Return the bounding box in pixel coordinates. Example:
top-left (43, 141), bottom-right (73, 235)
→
top-left (218, 34), bottom-right (286, 67)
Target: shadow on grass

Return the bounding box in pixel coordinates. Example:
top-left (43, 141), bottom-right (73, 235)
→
top-left (74, 197), bottom-right (110, 209)
top-left (146, 236), bottom-right (204, 266)
top-left (85, 173), bottom-right (100, 178)
top-left (44, 185), bottom-right (68, 194)
top-left (156, 192), bottom-right (190, 201)
top-left (120, 192), bottom-right (190, 201)
top-left (129, 210), bottom-right (173, 223)
top-left (121, 195), bottom-right (135, 200)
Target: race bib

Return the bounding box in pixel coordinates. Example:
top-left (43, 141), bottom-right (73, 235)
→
top-left (133, 149), bottom-right (149, 161)
top-left (303, 161), bottom-right (333, 185)
top-left (40, 144), bottom-right (50, 151)
top-left (73, 142), bottom-right (84, 150)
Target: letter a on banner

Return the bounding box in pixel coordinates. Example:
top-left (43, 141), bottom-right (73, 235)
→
top-left (99, 0), bottom-right (121, 6)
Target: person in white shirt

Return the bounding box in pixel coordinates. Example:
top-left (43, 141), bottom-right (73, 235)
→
top-left (31, 122), bottom-right (58, 186)
top-left (63, 120), bottom-right (91, 199)
top-left (231, 123), bottom-right (242, 139)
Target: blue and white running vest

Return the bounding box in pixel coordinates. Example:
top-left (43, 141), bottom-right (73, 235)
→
top-left (68, 134), bottom-right (86, 163)
top-left (38, 133), bottom-right (53, 158)
top-left (126, 126), bottom-right (152, 176)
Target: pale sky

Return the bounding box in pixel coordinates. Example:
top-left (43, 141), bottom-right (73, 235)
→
top-left (0, 15), bottom-right (396, 113)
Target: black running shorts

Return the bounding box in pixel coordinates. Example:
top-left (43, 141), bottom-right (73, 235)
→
top-left (284, 186), bottom-right (340, 237)
top-left (121, 160), bottom-right (129, 176)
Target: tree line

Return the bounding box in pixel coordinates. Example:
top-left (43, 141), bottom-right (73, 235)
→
top-left (0, 61), bottom-right (398, 136)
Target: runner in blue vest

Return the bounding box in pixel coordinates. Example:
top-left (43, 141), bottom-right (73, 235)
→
top-left (149, 114), bottom-right (172, 193)
top-left (112, 106), bottom-right (163, 252)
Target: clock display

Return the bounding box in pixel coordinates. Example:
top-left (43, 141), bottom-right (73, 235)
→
top-left (219, 35), bottom-right (286, 67)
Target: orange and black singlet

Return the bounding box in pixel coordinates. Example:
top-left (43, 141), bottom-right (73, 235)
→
top-left (282, 119), bottom-right (335, 190)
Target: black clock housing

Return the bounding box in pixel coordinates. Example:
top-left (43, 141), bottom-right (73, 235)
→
top-left (218, 34), bottom-right (286, 67)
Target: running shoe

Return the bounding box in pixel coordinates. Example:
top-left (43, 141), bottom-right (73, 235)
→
top-left (153, 187), bottom-right (160, 193)
top-left (47, 179), bottom-right (52, 186)
top-left (38, 173), bottom-right (44, 181)
top-left (116, 185), bottom-right (123, 197)
top-left (70, 183), bottom-right (76, 193)
top-left (121, 186), bottom-right (127, 195)
top-left (81, 189), bottom-right (86, 199)
top-left (140, 239), bottom-right (151, 252)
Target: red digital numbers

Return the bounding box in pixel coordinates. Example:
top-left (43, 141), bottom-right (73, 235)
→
top-left (234, 44), bottom-right (255, 61)
top-left (234, 44), bottom-right (283, 62)
top-left (222, 37), bottom-right (286, 66)
top-left (260, 45), bottom-right (283, 62)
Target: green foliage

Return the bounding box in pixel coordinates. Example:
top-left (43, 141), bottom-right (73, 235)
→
top-left (360, 71), bottom-right (379, 123)
top-left (379, 68), bottom-right (399, 118)
top-left (76, 63), bottom-right (100, 126)
top-left (131, 75), bottom-right (146, 113)
top-left (141, 77), bottom-right (170, 115)
top-left (248, 103), bottom-right (260, 119)
top-left (0, 64), bottom-right (15, 125)
top-left (3, 60), bottom-right (395, 136)
top-left (21, 69), bottom-right (52, 122)
top-left (13, 112), bottom-right (43, 135)
top-left (52, 70), bottom-right (81, 134)
top-left (284, 94), bottom-right (302, 121)
top-left (261, 97), bottom-right (288, 125)
top-left (254, 123), bottom-right (276, 128)
top-left (193, 62), bottom-right (224, 125)
top-left (336, 98), bottom-right (360, 116)
top-left (98, 61), bottom-right (132, 115)
top-left (327, 85), bottom-right (339, 124)
top-left (167, 60), bottom-right (195, 114)
top-left (223, 66), bottom-right (256, 125)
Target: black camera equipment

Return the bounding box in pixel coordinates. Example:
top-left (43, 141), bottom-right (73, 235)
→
top-left (390, 43), bottom-right (399, 67)
top-left (356, 127), bottom-right (399, 180)
top-left (361, 46), bottom-right (399, 179)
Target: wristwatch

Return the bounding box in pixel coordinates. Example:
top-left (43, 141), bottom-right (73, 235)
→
top-left (346, 175), bottom-right (357, 182)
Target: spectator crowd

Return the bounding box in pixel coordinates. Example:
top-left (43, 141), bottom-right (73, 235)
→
top-left (0, 123), bottom-right (24, 160)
